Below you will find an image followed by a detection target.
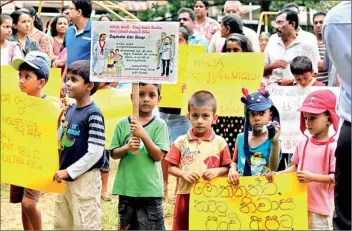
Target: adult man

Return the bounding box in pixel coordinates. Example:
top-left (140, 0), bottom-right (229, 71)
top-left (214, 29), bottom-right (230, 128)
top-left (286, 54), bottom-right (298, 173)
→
top-left (323, 2), bottom-right (351, 230)
top-left (208, 1), bottom-right (260, 53)
top-left (60, 0), bottom-right (92, 97)
top-left (263, 9), bottom-right (319, 86)
top-left (177, 8), bottom-right (208, 50)
top-left (312, 11), bottom-right (328, 85)
top-left (92, 33), bottom-right (108, 75)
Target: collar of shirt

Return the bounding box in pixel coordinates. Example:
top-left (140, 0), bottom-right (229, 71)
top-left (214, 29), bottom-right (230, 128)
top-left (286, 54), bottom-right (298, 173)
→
top-left (275, 31), bottom-right (303, 49)
top-left (187, 128), bottom-right (215, 141)
top-left (73, 19), bottom-right (92, 36)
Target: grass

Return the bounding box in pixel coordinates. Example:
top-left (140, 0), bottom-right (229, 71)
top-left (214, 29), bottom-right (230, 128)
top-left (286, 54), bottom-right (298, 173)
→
top-left (0, 159), bottom-right (176, 230)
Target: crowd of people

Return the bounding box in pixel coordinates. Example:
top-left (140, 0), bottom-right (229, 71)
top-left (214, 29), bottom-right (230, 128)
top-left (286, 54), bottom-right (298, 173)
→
top-left (0, 0), bottom-right (351, 230)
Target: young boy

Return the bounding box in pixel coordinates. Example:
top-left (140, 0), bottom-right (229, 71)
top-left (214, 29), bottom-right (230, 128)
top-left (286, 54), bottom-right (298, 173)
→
top-left (54, 60), bottom-right (106, 230)
top-left (228, 88), bottom-right (281, 186)
top-left (290, 56), bottom-right (326, 87)
top-left (166, 90), bottom-right (232, 230)
top-left (109, 83), bottom-right (169, 230)
top-left (266, 89), bottom-right (338, 230)
top-left (10, 51), bottom-right (51, 231)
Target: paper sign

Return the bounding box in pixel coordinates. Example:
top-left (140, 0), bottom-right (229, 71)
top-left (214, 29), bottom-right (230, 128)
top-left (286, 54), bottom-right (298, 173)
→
top-left (1, 85), bottom-right (64, 193)
top-left (268, 86), bottom-right (340, 153)
top-left (189, 173), bottom-right (308, 230)
top-left (159, 45), bottom-right (206, 108)
top-left (181, 53), bottom-right (265, 116)
top-left (43, 68), bottom-right (62, 98)
top-left (90, 21), bottom-right (179, 83)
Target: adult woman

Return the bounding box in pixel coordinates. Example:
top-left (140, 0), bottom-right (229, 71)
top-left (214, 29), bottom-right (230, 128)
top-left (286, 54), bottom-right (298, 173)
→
top-left (50, 15), bottom-right (69, 57)
top-left (214, 33), bottom-right (253, 154)
top-left (193, 0), bottom-right (220, 43)
top-left (20, 6), bottom-right (52, 58)
top-left (99, 14), bottom-right (112, 22)
top-left (9, 10), bottom-right (39, 56)
top-left (259, 31), bottom-right (270, 52)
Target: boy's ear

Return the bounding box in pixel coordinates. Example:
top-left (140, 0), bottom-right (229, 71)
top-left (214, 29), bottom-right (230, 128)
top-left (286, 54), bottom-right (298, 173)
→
top-left (38, 79), bottom-right (46, 89)
top-left (212, 114), bottom-right (218, 124)
top-left (157, 95), bottom-right (162, 104)
top-left (130, 94), bottom-right (133, 102)
top-left (86, 82), bottom-right (94, 92)
top-left (186, 113), bottom-right (190, 121)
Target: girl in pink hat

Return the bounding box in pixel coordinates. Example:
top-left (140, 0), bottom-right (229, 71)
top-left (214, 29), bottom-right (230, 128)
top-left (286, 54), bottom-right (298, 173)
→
top-left (266, 89), bottom-right (339, 230)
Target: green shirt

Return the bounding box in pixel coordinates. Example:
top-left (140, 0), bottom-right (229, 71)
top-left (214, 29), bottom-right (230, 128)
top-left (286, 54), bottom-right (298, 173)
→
top-left (110, 116), bottom-right (170, 197)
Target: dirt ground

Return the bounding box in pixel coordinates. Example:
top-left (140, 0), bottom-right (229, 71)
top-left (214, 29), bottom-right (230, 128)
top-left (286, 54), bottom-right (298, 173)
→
top-left (0, 159), bottom-right (176, 230)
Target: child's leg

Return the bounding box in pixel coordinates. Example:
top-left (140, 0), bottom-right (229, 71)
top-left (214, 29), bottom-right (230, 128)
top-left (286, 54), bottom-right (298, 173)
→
top-left (161, 157), bottom-right (169, 199)
top-left (308, 212), bottom-right (331, 230)
top-left (135, 198), bottom-right (165, 230)
top-left (70, 169), bottom-right (102, 230)
top-left (100, 150), bottom-right (112, 201)
top-left (54, 187), bottom-right (73, 230)
top-left (118, 196), bottom-right (138, 230)
top-left (172, 194), bottom-right (190, 230)
top-left (21, 189), bottom-right (41, 230)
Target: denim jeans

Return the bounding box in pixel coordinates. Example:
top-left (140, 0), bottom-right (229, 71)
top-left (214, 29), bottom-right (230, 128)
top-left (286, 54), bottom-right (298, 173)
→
top-left (118, 196), bottom-right (165, 230)
top-left (159, 112), bottom-right (191, 144)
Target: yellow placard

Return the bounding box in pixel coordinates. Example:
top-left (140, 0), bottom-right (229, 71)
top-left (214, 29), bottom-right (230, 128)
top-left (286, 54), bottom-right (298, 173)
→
top-left (1, 84), bottom-right (64, 193)
top-left (43, 68), bottom-right (62, 98)
top-left (91, 87), bottom-right (132, 148)
top-left (189, 173), bottom-right (308, 230)
top-left (159, 45), bottom-right (206, 108)
top-left (181, 53), bottom-right (265, 116)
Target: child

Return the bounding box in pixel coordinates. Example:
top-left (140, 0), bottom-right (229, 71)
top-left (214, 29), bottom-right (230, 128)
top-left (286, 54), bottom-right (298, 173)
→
top-left (291, 56), bottom-right (326, 87)
top-left (266, 89), bottom-right (338, 230)
top-left (1, 14), bottom-right (23, 65)
top-left (54, 60), bottom-right (106, 230)
top-left (107, 50), bottom-right (115, 73)
top-left (156, 32), bottom-right (166, 69)
top-left (9, 51), bottom-right (51, 231)
top-left (228, 88), bottom-right (281, 186)
top-left (222, 33), bottom-right (253, 53)
top-left (114, 49), bottom-right (124, 76)
top-left (109, 83), bottom-right (169, 230)
top-left (160, 36), bottom-right (173, 77)
top-left (166, 90), bottom-right (232, 230)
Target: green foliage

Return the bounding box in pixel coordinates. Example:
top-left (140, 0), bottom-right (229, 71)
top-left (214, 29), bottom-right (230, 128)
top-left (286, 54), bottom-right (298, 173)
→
top-left (269, 0), bottom-right (340, 12)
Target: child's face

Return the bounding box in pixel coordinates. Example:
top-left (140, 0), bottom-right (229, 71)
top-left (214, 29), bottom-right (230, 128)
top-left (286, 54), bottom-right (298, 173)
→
top-left (294, 72), bottom-right (313, 87)
top-left (226, 41), bottom-right (243, 53)
top-left (303, 112), bottom-right (330, 137)
top-left (248, 109), bottom-right (271, 132)
top-left (179, 32), bottom-right (187, 44)
top-left (138, 84), bottom-right (160, 114)
top-left (187, 105), bottom-right (217, 137)
top-left (18, 70), bottom-right (45, 96)
top-left (66, 72), bottom-right (93, 99)
top-left (1, 19), bottom-right (12, 40)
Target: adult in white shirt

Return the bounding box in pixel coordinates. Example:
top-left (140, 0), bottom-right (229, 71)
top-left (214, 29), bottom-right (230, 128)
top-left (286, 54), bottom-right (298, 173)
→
top-left (263, 9), bottom-right (319, 86)
top-left (208, 1), bottom-right (260, 53)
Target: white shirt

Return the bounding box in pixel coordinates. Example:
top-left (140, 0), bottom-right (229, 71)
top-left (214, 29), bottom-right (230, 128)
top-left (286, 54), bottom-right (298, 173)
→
top-left (1, 42), bottom-right (23, 65)
top-left (264, 29), bottom-right (320, 86)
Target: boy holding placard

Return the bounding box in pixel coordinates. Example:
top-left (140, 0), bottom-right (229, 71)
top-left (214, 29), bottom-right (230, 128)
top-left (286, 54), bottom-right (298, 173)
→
top-left (54, 60), bottom-right (106, 229)
top-left (10, 51), bottom-right (52, 231)
top-left (166, 91), bottom-right (232, 230)
top-left (290, 56), bottom-right (326, 87)
top-left (109, 83), bottom-right (169, 230)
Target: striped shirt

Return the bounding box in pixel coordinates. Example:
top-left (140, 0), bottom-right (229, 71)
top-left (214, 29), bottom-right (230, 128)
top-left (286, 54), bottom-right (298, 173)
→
top-left (58, 102), bottom-right (106, 181)
top-left (315, 43), bottom-right (329, 85)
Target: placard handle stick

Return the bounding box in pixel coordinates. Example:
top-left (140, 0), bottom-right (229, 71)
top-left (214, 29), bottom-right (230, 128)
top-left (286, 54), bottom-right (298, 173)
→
top-left (131, 82), bottom-right (139, 154)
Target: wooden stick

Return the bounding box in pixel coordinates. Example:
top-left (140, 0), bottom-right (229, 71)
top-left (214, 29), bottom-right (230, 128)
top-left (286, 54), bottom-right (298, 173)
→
top-left (131, 82), bottom-right (139, 154)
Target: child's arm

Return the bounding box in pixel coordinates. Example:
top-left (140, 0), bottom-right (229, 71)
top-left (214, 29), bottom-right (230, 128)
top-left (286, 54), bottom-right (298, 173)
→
top-left (296, 171), bottom-right (334, 183)
top-left (269, 121), bottom-right (281, 170)
top-left (228, 139), bottom-right (240, 186)
top-left (203, 167), bottom-right (229, 181)
top-left (169, 164), bottom-right (200, 184)
top-left (130, 118), bottom-right (165, 162)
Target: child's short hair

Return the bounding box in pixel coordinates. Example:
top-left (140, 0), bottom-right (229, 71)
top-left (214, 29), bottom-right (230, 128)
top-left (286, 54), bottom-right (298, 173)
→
top-left (139, 82), bottom-right (161, 96)
top-left (67, 60), bottom-right (99, 95)
top-left (188, 90), bottom-right (217, 113)
top-left (290, 56), bottom-right (313, 75)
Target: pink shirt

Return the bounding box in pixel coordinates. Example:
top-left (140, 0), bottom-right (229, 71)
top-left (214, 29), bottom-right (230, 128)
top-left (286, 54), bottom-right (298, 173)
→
top-left (194, 17), bottom-right (220, 43)
top-left (291, 136), bottom-right (336, 216)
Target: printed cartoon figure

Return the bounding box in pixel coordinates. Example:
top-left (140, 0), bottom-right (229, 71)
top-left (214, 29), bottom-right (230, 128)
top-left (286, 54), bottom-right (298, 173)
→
top-left (250, 152), bottom-right (271, 176)
top-left (107, 50), bottom-right (115, 73)
top-left (60, 121), bottom-right (75, 151)
top-left (156, 32), bottom-right (166, 69)
top-left (93, 33), bottom-right (109, 75)
top-left (114, 49), bottom-right (124, 75)
top-left (160, 36), bottom-right (173, 77)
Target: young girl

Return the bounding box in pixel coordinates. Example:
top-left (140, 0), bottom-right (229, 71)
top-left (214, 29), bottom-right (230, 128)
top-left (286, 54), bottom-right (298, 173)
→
top-left (266, 90), bottom-right (338, 230)
top-left (10, 51), bottom-right (51, 230)
top-left (213, 33), bottom-right (253, 155)
top-left (228, 88), bottom-right (281, 185)
top-left (1, 14), bottom-right (23, 65)
top-left (9, 10), bottom-right (39, 57)
top-left (107, 51), bottom-right (115, 73)
top-left (222, 33), bottom-right (253, 53)
top-left (20, 6), bottom-right (52, 59)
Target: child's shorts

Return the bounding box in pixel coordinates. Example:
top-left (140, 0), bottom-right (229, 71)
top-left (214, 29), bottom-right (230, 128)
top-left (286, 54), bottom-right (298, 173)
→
top-left (100, 149), bottom-right (110, 172)
top-left (118, 195), bottom-right (165, 230)
top-left (54, 169), bottom-right (102, 230)
top-left (172, 194), bottom-right (190, 230)
top-left (308, 211), bottom-right (332, 230)
top-left (10, 185), bottom-right (41, 203)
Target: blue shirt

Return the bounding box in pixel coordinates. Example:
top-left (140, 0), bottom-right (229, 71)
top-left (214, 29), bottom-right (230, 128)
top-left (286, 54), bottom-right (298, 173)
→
top-left (237, 133), bottom-right (280, 176)
top-left (323, 1), bottom-right (351, 122)
top-left (65, 19), bottom-right (92, 68)
top-left (188, 32), bottom-right (209, 52)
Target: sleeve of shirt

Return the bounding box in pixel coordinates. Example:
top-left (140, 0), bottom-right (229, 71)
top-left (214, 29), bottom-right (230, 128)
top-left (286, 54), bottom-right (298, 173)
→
top-left (328, 143), bottom-right (337, 182)
top-left (153, 121), bottom-right (170, 153)
top-left (109, 119), bottom-right (123, 150)
top-left (39, 34), bottom-right (51, 56)
top-left (165, 143), bottom-right (181, 166)
top-left (220, 144), bottom-right (232, 166)
top-left (208, 33), bottom-right (217, 53)
top-left (310, 42), bottom-right (320, 73)
top-left (66, 113), bottom-right (106, 180)
top-left (13, 44), bottom-right (23, 60)
top-left (290, 141), bottom-right (301, 166)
